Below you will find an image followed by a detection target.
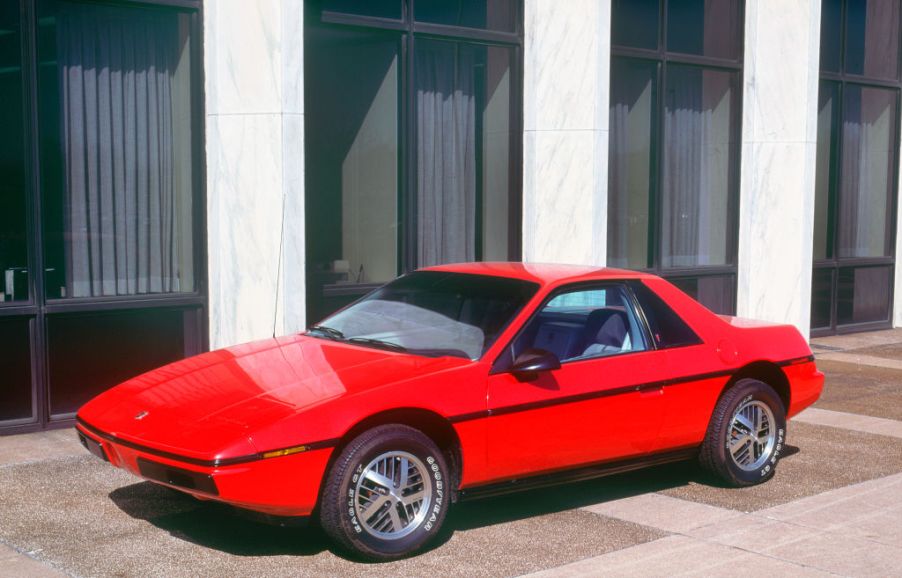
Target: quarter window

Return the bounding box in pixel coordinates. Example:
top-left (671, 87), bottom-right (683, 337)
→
top-left (632, 282), bottom-right (702, 348)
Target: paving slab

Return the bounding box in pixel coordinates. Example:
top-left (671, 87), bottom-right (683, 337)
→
top-left (580, 493), bottom-right (741, 533)
top-left (0, 543), bottom-right (69, 578)
top-left (793, 407), bottom-right (902, 439)
top-left (812, 359), bottom-right (902, 421)
top-left (0, 430), bottom-right (83, 468)
top-left (810, 328), bottom-right (902, 352)
top-left (815, 350), bottom-right (902, 370)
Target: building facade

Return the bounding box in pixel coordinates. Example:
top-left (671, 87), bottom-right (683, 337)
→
top-left (1, 0), bottom-right (901, 433)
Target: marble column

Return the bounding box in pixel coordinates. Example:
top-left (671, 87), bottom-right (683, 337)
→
top-left (522, 0), bottom-right (610, 265)
top-left (896, 115), bottom-right (902, 327)
top-left (204, 0), bottom-right (305, 349)
top-left (736, 0), bottom-right (821, 339)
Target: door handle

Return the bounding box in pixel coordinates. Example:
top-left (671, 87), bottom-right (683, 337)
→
top-left (638, 384), bottom-right (664, 397)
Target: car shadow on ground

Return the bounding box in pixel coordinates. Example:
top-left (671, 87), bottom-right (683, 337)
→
top-left (109, 445), bottom-right (801, 561)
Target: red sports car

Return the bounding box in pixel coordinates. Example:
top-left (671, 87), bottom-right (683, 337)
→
top-left (76, 263), bottom-right (823, 559)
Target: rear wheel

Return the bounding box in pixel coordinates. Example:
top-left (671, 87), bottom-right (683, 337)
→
top-left (319, 425), bottom-right (451, 560)
top-left (700, 379), bottom-right (787, 487)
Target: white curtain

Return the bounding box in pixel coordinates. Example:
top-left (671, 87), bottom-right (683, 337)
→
top-left (415, 42), bottom-right (477, 267)
top-left (59, 4), bottom-right (185, 297)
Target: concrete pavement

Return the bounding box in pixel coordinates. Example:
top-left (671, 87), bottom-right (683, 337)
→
top-left (0, 329), bottom-right (900, 577)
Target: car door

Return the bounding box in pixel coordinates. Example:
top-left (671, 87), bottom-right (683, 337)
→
top-left (483, 283), bottom-right (671, 482)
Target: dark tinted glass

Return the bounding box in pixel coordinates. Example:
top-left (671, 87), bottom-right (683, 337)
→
top-left (813, 81), bottom-right (839, 261)
top-left (811, 268), bottom-right (834, 330)
top-left (305, 27), bottom-right (400, 323)
top-left (611, 0), bottom-right (659, 49)
top-left (662, 66), bottom-right (735, 268)
top-left (0, 3), bottom-right (29, 304)
top-left (845, 0), bottom-right (900, 80)
top-left (632, 282), bottom-right (702, 347)
top-left (837, 85), bottom-right (896, 258)
top-left (666, 0), bottom-right (741, 59)
top-left (415, 0), bottom-right (516, 32)
top-left (820, 0), bottom-right (842, 73)
top-left (48, 308), bottom-right (187, 416)
top-left (320, 0), bottom-right (401, 20)
top-left (0, 318), bottom-right (33, 422)
top-left (608, 58), bottom-right (656, 269)
top-left (837, 266), bottom-right (891, 325)
top-left (668, 275), bottom-right (735, 315)
top-left (320, 271), bottom-right (538, 359)
top-left (38, 2), bottom-right (196, 300)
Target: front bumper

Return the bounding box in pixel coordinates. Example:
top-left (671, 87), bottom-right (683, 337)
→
top-left (75, 421), bottom-right (333, 517)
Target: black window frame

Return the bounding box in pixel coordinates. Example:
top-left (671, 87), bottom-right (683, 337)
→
top-left (609, 0), bottom-right (745, 315)
top-left (0, 0), bottom-right (207, 435)
top-left (812, 0), bottom-right (901, 336)
top-left (304, 0), bottom-right (524, 322)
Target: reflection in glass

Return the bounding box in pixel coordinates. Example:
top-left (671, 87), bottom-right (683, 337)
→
top-left (48, 309), bottom-right (186, 416)
top-left (837, 266), bottom-right (891, 325)
top-left (838, 86), bottom-right (896, 258)
top-left (415, 0), bottom-right (515, 31)
top-left (662, 66), bottom-right (734, 268)
top-left (415, 40), bottom-right (514, 266)
top-left (305, 28), bottom-right (399, 321)
top-left (611, 0), bottom-right (659, 50)
top-left (813, 82), bottom-right (839, 261)
top-left (39, 2), bottom-right (195, 299)
top-left (0, 3), bottom-right (29, 303)
top-left (608, 58), bottom-right (656, 269)
top-left (845, 0), bottom-right (900, 80)
top-left (0, 319), bottom-right (33, 422)
top-left (666, 0), bottom-right (741, 60)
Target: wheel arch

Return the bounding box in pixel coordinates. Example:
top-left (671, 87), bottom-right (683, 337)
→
top-left (721, 361), bottom-right (791, 412)
top-left (326, 407), bottom-right (463, 497)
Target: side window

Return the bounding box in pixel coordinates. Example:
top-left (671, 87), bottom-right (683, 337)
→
top-left (512, 285), bottom-right (648, 363)
top-left (631, 282), bottom-right (702, 348)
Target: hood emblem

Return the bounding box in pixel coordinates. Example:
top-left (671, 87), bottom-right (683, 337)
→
top-left (134, 410), bottom-right (149, 420)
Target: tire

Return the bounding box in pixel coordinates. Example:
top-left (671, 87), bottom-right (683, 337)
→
top-left (699, 379), bottom-right (787, 487)
top-left (319, 424), bottom-right (451, 560)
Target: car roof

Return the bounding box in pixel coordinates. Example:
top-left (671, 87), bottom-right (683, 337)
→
top-left (420, 262), bottom-right (655, 286)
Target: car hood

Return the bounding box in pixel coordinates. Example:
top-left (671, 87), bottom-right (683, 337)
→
top-left (78, 334), bottom-right (469, 459)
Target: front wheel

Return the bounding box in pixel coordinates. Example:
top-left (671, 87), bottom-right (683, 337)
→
top-left (699, 379), bottom-right (787, 487)
top-left (319, 425), bottom-right (451, 560)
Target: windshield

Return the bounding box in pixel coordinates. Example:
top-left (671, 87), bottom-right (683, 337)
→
top-left (309, 271), bottom-right (539, 360)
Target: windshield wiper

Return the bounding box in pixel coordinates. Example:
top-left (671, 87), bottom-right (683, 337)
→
top-left (346, 337), bottom-right (408, 353)
top-left (306, 325), bottom-right (345, 340)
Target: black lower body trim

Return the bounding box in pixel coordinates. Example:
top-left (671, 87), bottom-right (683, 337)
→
top-left (458, 447), bottom-right (699, 501)
top-left (137, 457), bottom-right (219, 496)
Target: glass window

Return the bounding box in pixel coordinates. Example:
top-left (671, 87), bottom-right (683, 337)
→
top-left (814, 81), bottom-right (840, 261)
top-left (632, 281), bottom-right (702, 348)
top-left (837, 85), bottom-right (896, 258)
top-left (415, 40), bottom-right (515, 266)
top-left (845, 0), bottom-right (900, 80)
top-left (811, 268), bottom-right (834, 330)
top-left (662, 66), bottom-right (735, 268)
top-left (666, 0), bottom-right (741, 60)
top-left (513, 285), bottom-right (648, 363)
top-left (668, 275), bottom-right (735, 315)
top-left (320, 0), bottom-right (402, 20)
top-left (305, 28), bottom-right (400, 321)
top-left (837, 265), bottom-right (892, 325)
top-left (415, 0), bottom-right (516, 32)
top-left (47, 308), bottom-right (188, 416)
top-left (0, 2), bottom-right (29, 304)
top-left (315, 271), bottom-right (538, 360)
top-left (0, 319), bottom-right (33, 422)
top-left (821, 0), bottom-right (843, 73)
top-left (611, 0), bottom-right (659, 50)
top-left (38, 1), bottom-right (196, 299)
top-left (608, 58), bottom-right (656, 269)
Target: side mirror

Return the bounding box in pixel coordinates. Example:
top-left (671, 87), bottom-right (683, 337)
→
top-left (510, 348), bottom-right (561, 381)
